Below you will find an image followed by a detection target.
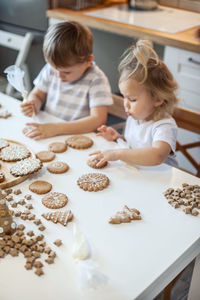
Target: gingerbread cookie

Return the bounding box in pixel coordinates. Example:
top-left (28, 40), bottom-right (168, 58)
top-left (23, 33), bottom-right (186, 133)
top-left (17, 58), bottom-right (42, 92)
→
top-left (10, 158), bottom-right (42, 177)
top-left (36, 151), bottom-right (55, 162)
top-left (48, 142), bottom-right (67, 153)
top-left (109, 205), bottom-right (142, 224)
top-left (87, 158), bottom-right (107, 169)
top-left (0, 199), bottom-right (16, 236)
top-left (77, 173), bottom-right (109, 192)
top-left (0, 145), bottom-right (30, 161)
top-left (66, 135), bottom-right (93, 149)
top-left (0, 109), bottom-right (11, 118)
top-left (0, 171), bottom-right (5, 183)
top-left (42, 210), bottom-right (73, 226)
top-left (42, 192), bottom-right (68, 209)
top-left (47, 161), bottom-right (69, 174)
top-left (0, 138), bottom-right (9, 150)
top-left (29, 180), bottom-right (52, 194)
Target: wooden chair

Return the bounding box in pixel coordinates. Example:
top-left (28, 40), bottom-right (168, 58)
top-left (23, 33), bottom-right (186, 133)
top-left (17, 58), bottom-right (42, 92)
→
top-left (108, 94), bottom-right (127, 130)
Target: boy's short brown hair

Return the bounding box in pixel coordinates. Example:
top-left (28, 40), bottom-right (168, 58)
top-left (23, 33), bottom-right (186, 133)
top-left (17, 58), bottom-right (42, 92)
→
top-left (43, 21), bottom-right (93, 67)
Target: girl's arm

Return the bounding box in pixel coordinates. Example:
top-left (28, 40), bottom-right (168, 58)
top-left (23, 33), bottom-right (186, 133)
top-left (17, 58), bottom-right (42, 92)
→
top-left (21, 87), bottom-right (46, 117)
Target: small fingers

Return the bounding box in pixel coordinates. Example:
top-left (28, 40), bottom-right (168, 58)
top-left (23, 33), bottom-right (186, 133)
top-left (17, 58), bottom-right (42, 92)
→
top-left (89, 151), bottom-right (101, 157)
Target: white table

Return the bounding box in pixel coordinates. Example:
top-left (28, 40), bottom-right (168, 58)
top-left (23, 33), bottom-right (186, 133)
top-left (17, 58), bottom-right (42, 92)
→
top-left (0, 92), bottom-right (200, 300)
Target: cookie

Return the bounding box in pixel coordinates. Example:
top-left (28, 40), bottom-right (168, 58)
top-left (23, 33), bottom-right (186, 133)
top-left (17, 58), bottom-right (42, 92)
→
top-left (42, 210), bottom-right (73, 226)
top-left (47, 161), bottom-right (69, 174)
top-left (42, 192), bottom-right (68, 209)
top-left (36, 151), bottom-right (55, 162)
top-left (0, 145), bottom-right (31, 161)
top-left (66, 135), bottom-right (93, 149)
top-left (48, 142), bottom-right (67, 153)
top-left (10, 158), bottom-right (43, 177)
top-left (29, 180), bottom-right (52, 194)
top-left (109, 206), bottom-right (142, 224)
top-left (0, 138), bottom-right (9, 150)
top-left (0, 109), bottom-right (11, 118)
top-left (77, 173), bottom-right (109, 192)
top-left (0, 171), bottom-right (5, 183)
top-left (87, 158), bottom-right (107, 169)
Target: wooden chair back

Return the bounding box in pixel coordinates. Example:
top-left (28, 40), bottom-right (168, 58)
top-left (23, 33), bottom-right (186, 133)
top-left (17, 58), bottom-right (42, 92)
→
top-left (108, 94), bottom-right (127, 130)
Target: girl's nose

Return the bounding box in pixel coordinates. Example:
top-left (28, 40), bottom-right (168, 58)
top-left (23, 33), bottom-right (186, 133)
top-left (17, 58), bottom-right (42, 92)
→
top-left (124, 98), bottom-right (130, 110)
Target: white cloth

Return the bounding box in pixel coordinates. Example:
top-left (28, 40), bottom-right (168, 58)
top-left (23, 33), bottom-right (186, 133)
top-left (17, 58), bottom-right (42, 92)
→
top-left (33, 63), bottom-right (113, 121)
top-left (124, 116), bottom-right (178, 167)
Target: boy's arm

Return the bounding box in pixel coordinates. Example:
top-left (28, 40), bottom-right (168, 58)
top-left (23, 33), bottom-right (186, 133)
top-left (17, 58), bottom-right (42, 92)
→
top-left (21, 87), bottom-right (46, 116)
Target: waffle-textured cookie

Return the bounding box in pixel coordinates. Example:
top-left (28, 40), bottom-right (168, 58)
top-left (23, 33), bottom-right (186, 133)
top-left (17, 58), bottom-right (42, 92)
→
top-left (47, 161), bottom-right (69, 174)
top-left (42, 210), bottom-right (73, 226)
top-left (10, 158), bottom-right (42, 177)
top-left (66, 135), bottom-right (93, 149)
top-left (48, 142), bottom-right (67, 153)
top-left (0, 145), bottom-right (30, 161)
top-left (77, 173), bottom-right (109, 192)
top-left (109, 206), bottom-right (142, 224)
top-left (87, 158), bottom-right (107, 169)
top-left (0, 138), bottom-right (9, 150)
top-left (36, 151), bottom-right (55, 162)
top-left (42, 192), bottom-right (68, 209)
top-left (29, 180), bottom-right (52, 194)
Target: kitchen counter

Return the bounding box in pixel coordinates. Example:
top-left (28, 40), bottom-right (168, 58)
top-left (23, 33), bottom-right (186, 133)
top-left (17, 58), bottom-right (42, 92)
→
top-left (47, 5), bottom-right (200, 53)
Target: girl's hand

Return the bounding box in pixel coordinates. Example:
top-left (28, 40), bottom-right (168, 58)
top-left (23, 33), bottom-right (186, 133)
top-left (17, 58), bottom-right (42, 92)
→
top-left (23, 123), bottom-right (58, 140)
top-left (89, 149), bottom-right (119, 167)
top-left (96, 125), bottom-right (120, 141)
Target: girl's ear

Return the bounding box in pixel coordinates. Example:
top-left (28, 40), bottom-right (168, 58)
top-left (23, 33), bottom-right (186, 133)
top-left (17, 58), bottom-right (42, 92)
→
top-left (88, 54), bottom-right (94, 63)
top-left (154, 97), bottom-right (164, 107)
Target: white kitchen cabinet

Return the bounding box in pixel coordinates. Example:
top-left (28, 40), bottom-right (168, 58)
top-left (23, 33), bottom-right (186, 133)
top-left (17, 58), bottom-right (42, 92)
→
top-left (164, 46), bottom-right (200, 174)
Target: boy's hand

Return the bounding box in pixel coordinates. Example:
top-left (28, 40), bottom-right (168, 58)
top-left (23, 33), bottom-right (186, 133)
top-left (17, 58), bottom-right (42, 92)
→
top-left (96, 125), bottom-right (120, 141)
top-left (89, 149), bottom-right (119, 167)
top-left (23, 123), bottom-right (58, 140)
top-left (21, 100), bottom-right (36, 117)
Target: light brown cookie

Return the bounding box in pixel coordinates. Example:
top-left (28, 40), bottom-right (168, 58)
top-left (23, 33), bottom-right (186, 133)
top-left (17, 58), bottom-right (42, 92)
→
top-left (109, 205), bottom-right (142, 224)
top-left (29, 180), bottom-right (52, 194)
top-left (42, 210), bottom-right (73, 226)
top-left (0, 138), bottom-right (9, 150)
top-left (66, 135), bottom-right (93, 149)
top-left (36, 151), bottom-right (55, 162)
top-left (0, 109), bottom-right (11, 118)
top-left (0, 145), bottom-right (31, 161)
top-left (42, 192), bottom-right (68, 209)
top-left (87, 158), bottom-right (107, 169)
top-left (47, 161), bottom-right (69, 174)
top-left (10, 158), bottom-right (43, 177)
top-left (48, 142), bottom-right (67, 153)
top-left (0, 171), bottom-right (5, 183)
top-left (77, 173), bottom-right (109, 192)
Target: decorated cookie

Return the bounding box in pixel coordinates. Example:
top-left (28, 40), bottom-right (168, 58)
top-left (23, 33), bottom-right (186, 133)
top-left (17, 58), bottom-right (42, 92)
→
top-left (109, 205), bottom-right (142, 224)
top-left (0, 138), bottom-right (9, 150)
top-left (0, 197), bottom-right (16, 236)
top-left (10, 158), bottom-right (42, 176)
top-left (0, 145), bottom-right (30, 161)
top-left (36, 151), bottom-right (55, 162)
top-left (29, 180), bottom-right (52, 194)
top-left (48, 142), bottom-right (67, 153)
top-left (66, 135), bottom-right (93, 149)
top-left (42, 210), bottom-right (73, 226)
top-left (87, 158), bottom-right (107, 169)
top-left (0, 171), bottom-right (5, 183)
top-left (0, 109), bottom-right (11, 118)
top-left (47, 161), bottom-right (69, 174)
top-left (77, 173), bottom-right (109, 192)
top-left (42, 192), bottom-right (68, 209)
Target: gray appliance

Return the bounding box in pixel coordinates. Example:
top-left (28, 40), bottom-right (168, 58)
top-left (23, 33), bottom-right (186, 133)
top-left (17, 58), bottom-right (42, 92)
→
top-left (0, 0), bottom-right (50, 86)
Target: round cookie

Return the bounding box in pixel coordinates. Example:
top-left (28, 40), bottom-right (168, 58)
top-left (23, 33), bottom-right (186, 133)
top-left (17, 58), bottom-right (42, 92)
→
top-left (10, 158), bottom-right (43, 177)
top-left (48, 142), bottom-right (67, 153)
top-left (0, 145), bottom-right (30, 161)
top-left (29, 180), bottom-right (52, 194)
top-left (0, 138), bottom-right (9, 150)
top-left (47, 161), bottom-right (69, 174)
top-left (77, 173), bottom-right (109, 192)
top-left (87, 158), bottom-right (107, 169)
top-left (42, 192), bottom-right (68, 209)
top-left (36, 151), bottom-right (55, 162)
top-left (66, 135), bottom-right (93, 149)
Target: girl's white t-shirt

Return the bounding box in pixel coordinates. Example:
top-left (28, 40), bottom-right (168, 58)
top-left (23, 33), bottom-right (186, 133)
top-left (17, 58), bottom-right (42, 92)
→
top-left (124, 116), bottom-right (178, 167)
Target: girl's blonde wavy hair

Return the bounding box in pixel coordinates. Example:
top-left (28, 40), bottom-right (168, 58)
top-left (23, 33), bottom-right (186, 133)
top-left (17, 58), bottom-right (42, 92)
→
top-left (118, 40), bottom-right (179, 121)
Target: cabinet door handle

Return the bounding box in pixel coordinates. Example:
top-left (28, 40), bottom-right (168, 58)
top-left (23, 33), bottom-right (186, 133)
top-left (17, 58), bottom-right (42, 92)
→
top-left (188, 57), bottom-right (200, 65)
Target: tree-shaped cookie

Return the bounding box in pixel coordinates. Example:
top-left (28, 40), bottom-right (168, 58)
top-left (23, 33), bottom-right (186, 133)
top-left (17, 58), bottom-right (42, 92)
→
top-left (0, 191), bottom-right (16, 236)
top-left (109, 205), bottom-right (142, 224)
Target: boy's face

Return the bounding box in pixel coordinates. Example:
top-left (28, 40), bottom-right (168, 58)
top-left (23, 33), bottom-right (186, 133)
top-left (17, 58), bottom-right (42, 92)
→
top-left (53, 60), bottom-right (92, 83)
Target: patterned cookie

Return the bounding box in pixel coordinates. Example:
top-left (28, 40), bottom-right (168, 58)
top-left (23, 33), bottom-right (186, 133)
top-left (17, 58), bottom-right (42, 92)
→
top-left (109, 206), bottom-right (142, 224)
top-left (48, 142), bottom-right (67, 153)
top-left (42, 192), bottom-right (68, 209)
top-left (29, 180), bottom-right (52, 194)
top-left (47, 161), bottom-right (69, 174)
top-left (42, 210), bottom-right (73, 226)
top-left (36, 151), bottom-right (55, 162)
top-left (10, 158), bottom-right (43, 177)
top-left (66, 135), bottom-right (93, 149)
top-left (77, 173), bottom-right (109, 192)
top-left (0, 171), bottom-right (5, 183)
top-left (0, 145), bottom-right (30, 161)
top-left (0, 109), bottom-right (11, 118)
top-left (0, 138), bottom-right (9, 150)
top-left (87, 158), bottom-right (107, 169)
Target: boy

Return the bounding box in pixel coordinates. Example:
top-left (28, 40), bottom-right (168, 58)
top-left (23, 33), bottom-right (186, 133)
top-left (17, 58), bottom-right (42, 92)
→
top-left (21, 21), bottom-right (113, 140)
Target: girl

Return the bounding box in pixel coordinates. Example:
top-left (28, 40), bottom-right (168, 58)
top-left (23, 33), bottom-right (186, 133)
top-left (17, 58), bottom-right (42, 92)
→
top-left (90, 40), bottom-right (179, 168)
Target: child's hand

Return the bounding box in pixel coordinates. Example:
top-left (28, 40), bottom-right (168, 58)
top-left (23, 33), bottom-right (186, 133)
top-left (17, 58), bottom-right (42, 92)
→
top-left (96, 125), bottom-right (120, 141)
top-left (89, 149), bottom-right (119, 167)
top-left (23, 123), bottom-right (58, 140)
top-left (21, 100), bottom-right (36, 117)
